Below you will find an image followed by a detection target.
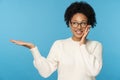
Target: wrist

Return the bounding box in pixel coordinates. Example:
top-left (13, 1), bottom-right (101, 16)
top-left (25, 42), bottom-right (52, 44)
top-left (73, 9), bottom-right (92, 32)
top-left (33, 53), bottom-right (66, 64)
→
top-left (80, 39), bottom-right (86, 45)
top-left (29, 44), bottom-right (35, 49)
top-left (23, 43), bottom-right (35, 49)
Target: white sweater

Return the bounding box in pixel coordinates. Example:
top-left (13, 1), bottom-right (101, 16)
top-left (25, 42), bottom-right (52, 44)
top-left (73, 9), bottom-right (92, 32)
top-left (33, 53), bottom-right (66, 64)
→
top-left (30, 37), bottom-right (102, 80)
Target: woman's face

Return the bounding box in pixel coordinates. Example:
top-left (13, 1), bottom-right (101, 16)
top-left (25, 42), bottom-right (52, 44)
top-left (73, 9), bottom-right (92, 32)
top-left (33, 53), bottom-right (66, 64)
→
top-left (69, 13), bottom-right (88, 41)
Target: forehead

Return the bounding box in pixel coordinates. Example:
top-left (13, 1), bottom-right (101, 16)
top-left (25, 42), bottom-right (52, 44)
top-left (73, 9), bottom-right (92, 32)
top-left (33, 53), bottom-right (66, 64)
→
top-left (71, 13), bottom-right (88, 21)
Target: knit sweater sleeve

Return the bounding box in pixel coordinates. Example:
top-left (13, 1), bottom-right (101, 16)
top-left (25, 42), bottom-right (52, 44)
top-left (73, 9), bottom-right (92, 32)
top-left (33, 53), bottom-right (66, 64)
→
top-left (79, 42), bottom-right (103, 76)
top-left (30, 41), bottom-right (60, 78)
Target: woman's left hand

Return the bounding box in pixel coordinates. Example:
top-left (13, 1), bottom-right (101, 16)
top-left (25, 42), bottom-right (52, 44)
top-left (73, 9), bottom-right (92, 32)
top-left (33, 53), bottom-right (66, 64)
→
top-left (80, 25), bottom-right (91, 45)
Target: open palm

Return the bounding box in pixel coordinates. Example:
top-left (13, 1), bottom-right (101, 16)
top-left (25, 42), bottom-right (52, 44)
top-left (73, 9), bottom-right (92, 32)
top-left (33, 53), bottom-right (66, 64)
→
top-left (10, 40), bottom-right (35, 49)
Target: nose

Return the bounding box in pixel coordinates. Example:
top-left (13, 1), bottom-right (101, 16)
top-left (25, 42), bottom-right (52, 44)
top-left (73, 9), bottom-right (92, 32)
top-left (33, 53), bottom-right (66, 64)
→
top-left (77, 24), bottom-right (82, 29)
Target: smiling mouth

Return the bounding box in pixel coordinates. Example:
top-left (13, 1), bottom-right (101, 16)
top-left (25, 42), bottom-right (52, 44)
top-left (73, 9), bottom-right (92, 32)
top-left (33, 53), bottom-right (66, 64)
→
top-left (75, 30), bottom-right (83, 35)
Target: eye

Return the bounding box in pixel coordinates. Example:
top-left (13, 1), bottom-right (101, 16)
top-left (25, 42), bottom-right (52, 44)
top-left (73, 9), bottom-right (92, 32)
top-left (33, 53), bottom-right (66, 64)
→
top-left (80, 22), bottom-right (87, 27)
top-left (81, 22), bottom-right (87, 25)
top-left (81, 22), bottom-right (87, 26)
top-left (72, 22), bottom-right (78, 25)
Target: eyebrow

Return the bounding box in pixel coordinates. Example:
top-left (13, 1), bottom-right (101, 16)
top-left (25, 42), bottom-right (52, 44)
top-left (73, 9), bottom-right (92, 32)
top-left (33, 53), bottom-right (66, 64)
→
top-left (71, 20), bottom-right (87, 22)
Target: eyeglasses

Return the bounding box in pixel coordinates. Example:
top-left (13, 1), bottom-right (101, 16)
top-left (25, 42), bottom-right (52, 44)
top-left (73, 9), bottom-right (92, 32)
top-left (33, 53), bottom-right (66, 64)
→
top-left (70, 21), bottom-right (88, 28)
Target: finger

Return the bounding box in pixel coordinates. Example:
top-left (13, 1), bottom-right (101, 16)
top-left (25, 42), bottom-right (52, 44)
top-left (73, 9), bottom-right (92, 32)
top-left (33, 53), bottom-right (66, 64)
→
top-left (87, 25), bottom-right (91, 29)
top-left (10, 40), bottom-right (17, 43)
top-left (83, 27), bottom-right (90, 37)
top-left (10, 40), bottom-right (22, 44)
top-left (84, 27), bottom-right (88, 33)
top-left (84, 26), bottom-right (89, 33)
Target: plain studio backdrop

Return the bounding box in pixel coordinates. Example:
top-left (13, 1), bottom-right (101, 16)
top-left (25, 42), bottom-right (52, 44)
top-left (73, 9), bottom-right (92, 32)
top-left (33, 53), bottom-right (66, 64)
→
top-left (0, 0), bottom-right (120, 80)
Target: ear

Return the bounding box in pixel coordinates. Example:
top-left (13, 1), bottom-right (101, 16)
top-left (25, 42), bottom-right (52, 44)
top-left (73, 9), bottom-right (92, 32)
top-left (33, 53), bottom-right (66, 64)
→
top-left (69, 21), bottom-right (72, 27)
top-left (87, 25), bottom-right (91, 29)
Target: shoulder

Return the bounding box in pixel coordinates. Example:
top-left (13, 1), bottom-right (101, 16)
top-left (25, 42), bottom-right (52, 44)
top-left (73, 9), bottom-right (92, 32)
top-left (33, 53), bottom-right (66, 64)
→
top-left (53, 37), bottom-right (70, 44)
top-left (50, 38), bottom-right (69, 51)
top-left (51, 38), bottom-right (71, 48)
top-left (86, 40), bottom-right (102, 53)
top-left (87, 40), bottom-right (102, 48)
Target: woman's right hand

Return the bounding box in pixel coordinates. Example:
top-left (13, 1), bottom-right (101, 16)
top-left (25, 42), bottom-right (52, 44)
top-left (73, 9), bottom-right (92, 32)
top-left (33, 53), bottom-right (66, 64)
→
top-left (10, 40), bottom-right (35, 49)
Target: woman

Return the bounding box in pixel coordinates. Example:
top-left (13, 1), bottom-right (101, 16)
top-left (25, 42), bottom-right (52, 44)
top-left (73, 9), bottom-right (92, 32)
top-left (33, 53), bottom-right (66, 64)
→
top-left (11, 1), bottom-right (102, 80)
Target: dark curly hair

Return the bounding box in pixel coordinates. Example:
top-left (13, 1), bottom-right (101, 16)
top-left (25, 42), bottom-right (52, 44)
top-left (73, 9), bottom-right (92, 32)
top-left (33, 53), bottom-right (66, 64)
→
top-left (64, 1), bottom-right (96, 28)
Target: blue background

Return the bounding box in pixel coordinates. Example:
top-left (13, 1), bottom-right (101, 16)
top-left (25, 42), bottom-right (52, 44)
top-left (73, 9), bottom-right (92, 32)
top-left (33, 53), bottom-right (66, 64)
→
top-left (0, 0), bottom-right (120, 80)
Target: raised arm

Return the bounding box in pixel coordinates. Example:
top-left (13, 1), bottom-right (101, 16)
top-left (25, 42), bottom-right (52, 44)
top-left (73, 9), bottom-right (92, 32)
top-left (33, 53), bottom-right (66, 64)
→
top-left (10, 39), bottom-right (59, 78)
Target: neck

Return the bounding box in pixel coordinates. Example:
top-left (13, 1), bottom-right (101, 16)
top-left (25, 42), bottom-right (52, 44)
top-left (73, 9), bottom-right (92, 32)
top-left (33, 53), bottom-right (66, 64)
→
top-left (72, 36), bottom-right (81, 42)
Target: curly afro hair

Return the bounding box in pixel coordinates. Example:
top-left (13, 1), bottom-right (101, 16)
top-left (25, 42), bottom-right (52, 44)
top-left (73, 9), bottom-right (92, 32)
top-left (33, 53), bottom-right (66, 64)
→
top-left (64, 1), bottom-right (96, 28)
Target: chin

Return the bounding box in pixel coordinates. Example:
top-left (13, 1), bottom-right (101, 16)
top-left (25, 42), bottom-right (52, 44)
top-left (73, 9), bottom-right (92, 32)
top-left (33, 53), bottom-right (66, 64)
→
top-left (73, 35), bottom-right (82, 40)
top-left (75, 34), bottom-right (83, 38)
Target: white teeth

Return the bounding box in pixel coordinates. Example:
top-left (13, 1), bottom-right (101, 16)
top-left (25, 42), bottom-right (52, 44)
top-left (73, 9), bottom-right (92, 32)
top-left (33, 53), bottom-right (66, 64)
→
top-left (76, 30), bottom-right (81, 34)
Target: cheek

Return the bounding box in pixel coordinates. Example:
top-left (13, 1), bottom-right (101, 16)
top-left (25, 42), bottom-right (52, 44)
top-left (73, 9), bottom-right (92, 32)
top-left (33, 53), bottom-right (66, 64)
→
top-left (82, 28), bottom-right (86, 31)
top-left (70, 28), bottom-right (75, 32)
